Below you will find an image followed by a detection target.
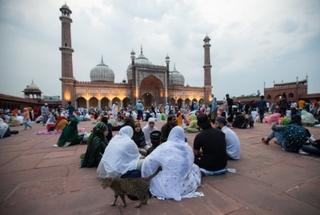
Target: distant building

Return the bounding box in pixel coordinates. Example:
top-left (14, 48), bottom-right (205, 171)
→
top-left (23, 80), bottom-right (42, 100)
top-left (0, 81), bottom-right (61, 109)
top-left (264, 77), bottom-right (320, 103)
top-left (59, 4), bottom-right (213, 109)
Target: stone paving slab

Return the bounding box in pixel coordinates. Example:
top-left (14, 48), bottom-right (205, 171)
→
top-left (0, 122), bottom-right (319, 215)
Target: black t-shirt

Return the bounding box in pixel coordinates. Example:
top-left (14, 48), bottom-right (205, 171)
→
top-left (193, 128), bottom-right (227, 171)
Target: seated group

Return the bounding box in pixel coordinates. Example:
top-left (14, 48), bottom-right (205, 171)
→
top-left (79, 114), bottom-right (240, 201)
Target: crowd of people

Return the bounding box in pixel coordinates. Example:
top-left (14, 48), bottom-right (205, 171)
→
top-left (1, 93), bottom-right (320, 201)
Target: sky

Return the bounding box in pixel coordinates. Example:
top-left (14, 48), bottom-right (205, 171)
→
top-left (0, 0), bottom-right (319, 100)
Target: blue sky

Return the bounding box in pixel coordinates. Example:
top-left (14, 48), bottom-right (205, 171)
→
top-left (0, 0), bottom-right (319, 100)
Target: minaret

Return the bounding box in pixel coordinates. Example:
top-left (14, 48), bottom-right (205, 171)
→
top-left (130, 50), bottom-right (137, 103)
top-left (165, 55), bottom-right (170, 104)
top-left (203, 35), bottom-right (212, 104)
top-left (59, 3), bottom-right (75, 106)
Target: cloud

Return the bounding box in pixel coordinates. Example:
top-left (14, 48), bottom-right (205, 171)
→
top-left (0, 0), bottom-right (319, 100)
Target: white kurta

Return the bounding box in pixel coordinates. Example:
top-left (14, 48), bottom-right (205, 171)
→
top-left (97, 126), bottom-right (140, 178)
top-left (142, 126), bottom-right (202, 201)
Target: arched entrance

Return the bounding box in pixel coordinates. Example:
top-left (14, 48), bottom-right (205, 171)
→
top-left (77, 97), bottom-right (86, 108)
top-left (101, 97), bottom-right (110, 110)
top-left (123, 97), bottom-right (131, 108)
top-left (139, 75), bottom-right (164, 107)
top-left (112, 97), bottom-right (121, 105)
top-left (141, 93), bottom-right (153, 108)
top-left (177, 98), bottom-right (183, 109)
top-left (89, 97), bottom-right (98, 108)
top-left (185, 98), bottom-right (191, 107)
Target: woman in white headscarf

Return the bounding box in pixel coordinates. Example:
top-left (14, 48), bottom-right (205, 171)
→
top-left (142, 126), bottom-right (202, 201)
top-left (0, 118), bottom-right (11, 138)
top-left (97, 126), bottom-right (142, 178)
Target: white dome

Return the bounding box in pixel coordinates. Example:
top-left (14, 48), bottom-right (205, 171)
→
top-left (90, 57), bottom-right (115, 82)
top-left (169, 65), bottom-right (185, 86)
top-left (135, 47), bottom-right (152, 65)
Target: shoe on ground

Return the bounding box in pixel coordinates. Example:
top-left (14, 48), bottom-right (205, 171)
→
top-left (63, 142), bottom-right (72, 148)
top-left (298, 149), bottom-right (309, 155)
top-left (53, 144), bottom-right (58, 147)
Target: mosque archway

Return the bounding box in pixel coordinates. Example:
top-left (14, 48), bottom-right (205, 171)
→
top-left (177, 98), bottom-right (183, 109)
top-left (89, 97), bottom-right (98, 108)
top-left (76, 97), bottom-right (86, 108)
top-left (141, 93), bottom-right (153, 108)
top-left (139, 75), bottom-right (164, 106)
top-left (112, 97), bottom-right (121, 105)
top-left (192, 98), bottom-right (198, 103)
top-left (101, 97), bottom-right (110, 110)
top-left (199, 98), bottom-right (204, 105)
top-left (185, 98), bottom-right (191, 107)
top-left (123, 97), bottom-right (131, 108)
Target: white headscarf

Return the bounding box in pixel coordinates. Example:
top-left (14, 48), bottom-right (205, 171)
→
top-left (0, 118), bottom-right (9, 138)
top-left (97, 126), bottom-right (140, 178)
top-left (142, 126), bottom-right (200, 201)
top-left (142, 118), bottom-right (158, 145)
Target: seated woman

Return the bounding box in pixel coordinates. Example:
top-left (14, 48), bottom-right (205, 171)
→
top-left (97, 126), bottom-right (143, 178)
top-left (46, 113), bottom-right (56, 132)
top-left (55, 114), bottom-right (68, 132)
top-left (262, 115), bottom-right (310, 153)
top-left (142, 126), bottom-right (202, 201)
top-left (132, 122), bottom-right (148, 155)
top-left (81, 122), bottom-right (107, 168)
top-left (56, 115), bottom-right (83, 147)
top-left (0, 118), bottom-right (12, 138)
top-left (100, 116), bottom-right (113, 142)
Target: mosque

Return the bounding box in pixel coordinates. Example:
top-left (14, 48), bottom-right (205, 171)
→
top-left (59, 4), bottom-right (213, 109)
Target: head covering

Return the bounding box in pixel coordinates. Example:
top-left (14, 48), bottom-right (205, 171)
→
top-left (97, 125), bottom-right (140, 178)
top-left (0, 118), bottom-right (9, 138)
top-left (167, 126), bottom-right (186, 143)
top-left (150, 130), bottom-right (161, 142)
top-left (119, 125), bottom-right (133, 138)
top-left (148, 117), bottom-right (156, 123)
top-left (142, 126), bottom-right (200, 201)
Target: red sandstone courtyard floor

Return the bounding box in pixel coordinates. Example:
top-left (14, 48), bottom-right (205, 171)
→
top-left (0, 121), bottom-right (320, 215)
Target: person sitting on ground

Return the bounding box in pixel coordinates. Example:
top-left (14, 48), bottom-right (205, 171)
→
top-left (186, 113), bottom-right (199, 133)
top-left (160, 114), bottom-right (177, 143)
top-left (176, 111), bottom-right (183, 126)
top-left (142, 117), bottom-right (158, 145)
top-left (193, 114), bottom-right (227, 171)
top-left (56, 115), bottom-right (83, 147)
top-left (132, 122), bottom-right (147, 154)
top-left (55, 114), bottom-right (68, 132)
top-left (81, 122), bottom-right (108, 168)
top-left (262, 115), bottom-right (311, 153)
top-left (46, 113), bottom-right (56, 132)
top-left (147, 130), bottom-right (162, 155)
top-left (100, 116), bottom-right (113, 142)
top-left (232, 112), bottom-right (250, 129)
top-left (142, 126), bottom-right (202, 201)
top-left (123, 112), bottom-right (135, 130)
top-left (0, 118), bottom-right (18, 138)
top-left (97, 126), bottom-right (143, 178)
top-left (215, 117), bottom-right (240, 160)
